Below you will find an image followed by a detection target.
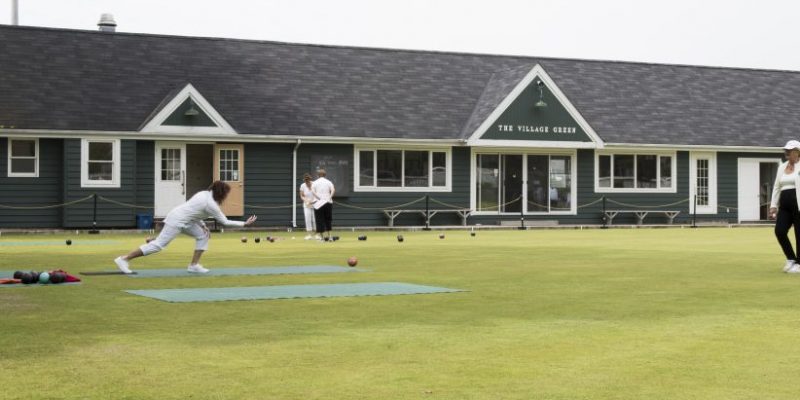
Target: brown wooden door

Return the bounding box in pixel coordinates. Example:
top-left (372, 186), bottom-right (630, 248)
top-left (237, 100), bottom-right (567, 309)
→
top-left (213, 144), bottom-right (244, 216)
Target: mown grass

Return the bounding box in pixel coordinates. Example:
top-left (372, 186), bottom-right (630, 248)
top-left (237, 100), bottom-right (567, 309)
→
top-left (1, 227), bottom-right (799, 399)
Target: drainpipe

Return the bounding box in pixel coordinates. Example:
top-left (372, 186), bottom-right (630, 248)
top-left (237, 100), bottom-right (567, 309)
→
top-left (291, 139), bottom-right (302, 228)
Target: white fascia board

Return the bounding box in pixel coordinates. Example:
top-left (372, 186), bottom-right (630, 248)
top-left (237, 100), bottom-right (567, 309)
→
top-left (140, 83), bottom-right (237, 135)
top-left (604, 143), bottom-right (781, 152)
top-left (465, 64), bottom-right (604, 149)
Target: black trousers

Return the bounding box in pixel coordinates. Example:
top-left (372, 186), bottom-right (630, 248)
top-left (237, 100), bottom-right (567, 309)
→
top-left (314, 203), bottom-right (333, 233)
top-left (775, 189), bottom-right (800, 261)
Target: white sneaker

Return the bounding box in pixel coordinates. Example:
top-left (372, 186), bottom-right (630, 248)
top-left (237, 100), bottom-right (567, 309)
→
top-left (304, 235), bottom-right (312, 240)
top-left (787, 264), bottom-right (800, 274)
top-left (187, 264), bottom-right (209, 274)
top-left (784, 260), bottom-right (797, 273)
top-left (314, 234), bottom-right (322, 240)
top-left (114, 256), bottom-right (133, 274)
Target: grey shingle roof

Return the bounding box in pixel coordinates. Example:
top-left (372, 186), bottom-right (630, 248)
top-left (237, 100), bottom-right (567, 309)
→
top-left (0, 24), bottom-right (798, 147)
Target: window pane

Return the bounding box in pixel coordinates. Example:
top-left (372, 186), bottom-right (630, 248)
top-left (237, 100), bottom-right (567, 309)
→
top-left (696, 159), bottom-right (709, 206)
top-left (598, 155), bottom-right (611, 188)
top-left (377, 150), bottom-right (402, 187)
top-left (550, 156), bottom-right (571, 210)
top-left (89, 142), bottom-right (113, 161)
top-left (11, 158), bottom-right (35, 173)
top-left (477, 154), bottom-right (499, 211)
top-left (660, 156), bottom-right (672, 188)
top-left (636, 155), bottom-right (657, 188)
top-left (88, 162), bottom-right (113, 181)
top-left (432, 152), bottom-right (446, 187)
top-left (527, 155), bottom-right (548, 212)
top-left (11, 140), bottom-right (35, 157)
top-left (613, 155), bottom-right (634, 188)
top-left (359, 151), bottom-right (374, 186)
top-left (404, 151), bottom-right (428, 187)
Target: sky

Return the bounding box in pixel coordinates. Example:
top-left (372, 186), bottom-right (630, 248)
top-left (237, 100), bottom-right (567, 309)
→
top-left (2, 0), bottom-right (800, 71)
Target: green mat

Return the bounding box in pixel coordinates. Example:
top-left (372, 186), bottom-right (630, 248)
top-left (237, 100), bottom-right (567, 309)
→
top-left (125, 282), bottom-right (464, 303)
top-left (86, 266), bottom-right (365, 278)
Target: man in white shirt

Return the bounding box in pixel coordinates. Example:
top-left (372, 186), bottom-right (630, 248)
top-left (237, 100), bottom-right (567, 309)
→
top-left (311, 169), bottom-right (335, 241)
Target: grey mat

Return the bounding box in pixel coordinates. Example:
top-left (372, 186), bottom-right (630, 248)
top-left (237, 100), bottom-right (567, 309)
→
top-left (125, 282), bottom-right (464, 303)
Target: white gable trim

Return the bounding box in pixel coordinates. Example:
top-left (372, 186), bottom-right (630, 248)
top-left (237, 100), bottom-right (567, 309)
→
top-left (140, 83), bottom-right (237, 135)
top-left (466, 64), bottom-right (604, 149)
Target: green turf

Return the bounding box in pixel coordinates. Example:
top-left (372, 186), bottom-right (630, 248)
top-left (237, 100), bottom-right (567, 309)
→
top-left (1, 227), bottom-right (798, 399)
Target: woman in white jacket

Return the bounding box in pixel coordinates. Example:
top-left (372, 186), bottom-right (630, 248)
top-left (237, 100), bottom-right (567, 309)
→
top-left (114, 181), bottom-right (257, 274)
top-left (769, 140), bottom-right (800, 273)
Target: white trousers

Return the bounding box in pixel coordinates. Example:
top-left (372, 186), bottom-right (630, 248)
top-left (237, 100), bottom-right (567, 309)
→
top-left (139, 222), bottom-right (209, 255)
top-left (303, 206), bottom-right (316, 232)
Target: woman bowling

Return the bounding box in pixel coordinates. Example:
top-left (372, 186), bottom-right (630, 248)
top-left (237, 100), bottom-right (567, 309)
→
top-left (114, 181), bottom-right (257, 274)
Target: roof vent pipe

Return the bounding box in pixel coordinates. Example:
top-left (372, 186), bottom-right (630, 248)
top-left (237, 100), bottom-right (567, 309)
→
top-left (97, 13), bottom-right (116, 32)
top-left (11, 0), bottom-right (18, 25)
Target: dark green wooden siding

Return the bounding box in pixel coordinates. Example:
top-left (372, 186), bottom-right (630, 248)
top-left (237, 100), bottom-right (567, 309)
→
top-left (62, 139), bottom-right (147, 228)
top-left (0, 138), bottom-right (64, 228)
top-left (0, 138), bottom-right (784, 228)
top-left (243, 142), bottom-right (295, 227)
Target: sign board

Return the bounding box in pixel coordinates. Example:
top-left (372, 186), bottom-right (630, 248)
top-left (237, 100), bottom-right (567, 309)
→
top-left (310, 154), bottom-right (350, 197)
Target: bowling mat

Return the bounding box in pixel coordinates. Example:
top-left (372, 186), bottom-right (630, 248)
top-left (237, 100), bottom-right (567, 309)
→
top-left (125, 282), bottom-right (464, 303)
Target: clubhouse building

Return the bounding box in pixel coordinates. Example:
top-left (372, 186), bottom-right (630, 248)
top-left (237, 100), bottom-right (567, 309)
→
top-left (0, 23), bottom-right (794, 229)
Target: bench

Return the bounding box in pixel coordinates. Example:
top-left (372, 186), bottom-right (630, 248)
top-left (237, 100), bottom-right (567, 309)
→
top-left (383, 209), bottom-right (471, 227)
top-left (603, 210), bottom-right (681, 225)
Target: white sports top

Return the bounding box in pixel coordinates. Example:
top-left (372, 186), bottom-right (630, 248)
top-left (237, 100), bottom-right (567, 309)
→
top-left (780, 173), bottom-right (796, 191)
top-left (163, 190), bottom-right (245, 228)
top-left (299, 183), bottom-right (315, 208)
top-left (312, 177), bottom-right (335, 204)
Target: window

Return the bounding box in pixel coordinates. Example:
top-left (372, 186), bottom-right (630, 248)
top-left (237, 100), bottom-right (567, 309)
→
top-left (596, 153), bottom-right (675, 192)
top-left (356, 148), bottom-right (450, 191)
top-left (8, 138), bottom-right (38, 177)
top-left (160, 148), bottom-right (181, 181)
top-left (81, 139), bottom-right (121, 188)
top-left (218, 149), bottom-right (240, 181)
top-left (476, 152), bottom-right (574, 214)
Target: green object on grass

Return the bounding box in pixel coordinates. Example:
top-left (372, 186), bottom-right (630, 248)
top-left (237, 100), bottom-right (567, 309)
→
top-left (125, 282), bottom-right (463, 303)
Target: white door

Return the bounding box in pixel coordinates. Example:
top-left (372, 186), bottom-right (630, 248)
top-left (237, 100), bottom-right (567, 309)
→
top-left (154, 142), bottom-right (187, 217)
top-left (737, 159), bottom-right (760, 222)
top-left (738, 158), bottom-right (780, 222)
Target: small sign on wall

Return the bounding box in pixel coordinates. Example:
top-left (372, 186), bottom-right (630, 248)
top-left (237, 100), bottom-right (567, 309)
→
top-left (310, 154), bottom-right (351, 197)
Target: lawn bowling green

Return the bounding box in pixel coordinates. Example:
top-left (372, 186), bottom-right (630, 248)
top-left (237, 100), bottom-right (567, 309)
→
top-left (0, 228), bottom-right (797, 398)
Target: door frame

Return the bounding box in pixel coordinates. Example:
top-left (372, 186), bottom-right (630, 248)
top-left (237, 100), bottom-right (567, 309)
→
top-left (737, 157), bottom-right (780, 223)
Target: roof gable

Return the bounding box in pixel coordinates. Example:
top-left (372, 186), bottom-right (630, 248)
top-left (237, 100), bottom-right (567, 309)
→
top-left (140, 83), bottom-right (236, 135)
top-left (466, 64), bottom-right (603, 148)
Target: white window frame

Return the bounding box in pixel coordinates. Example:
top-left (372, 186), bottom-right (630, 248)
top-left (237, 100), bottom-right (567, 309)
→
top-left (594, 150), bottom-right (677, 193)
top-left (7, 138), bottom-right (39, 178)
top-left (689, 152), bottom-right (717, 214)
top-left (81, 138), bottom-right (121, 188)
top-left (469, 149), bottom-right (578, 216)
top-left (354, 146), bottom-right (451, 192)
